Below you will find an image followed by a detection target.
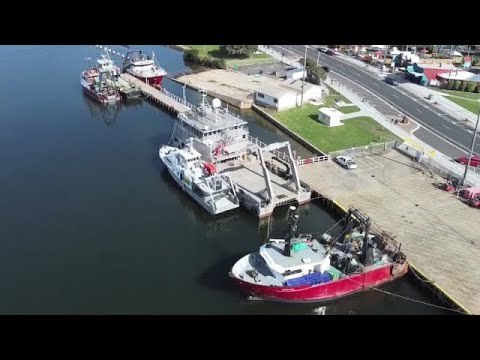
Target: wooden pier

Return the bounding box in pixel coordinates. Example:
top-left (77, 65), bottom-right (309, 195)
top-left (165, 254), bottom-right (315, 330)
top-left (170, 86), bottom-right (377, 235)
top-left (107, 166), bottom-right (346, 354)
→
top-left (120, 73), bottom-right (191, 114)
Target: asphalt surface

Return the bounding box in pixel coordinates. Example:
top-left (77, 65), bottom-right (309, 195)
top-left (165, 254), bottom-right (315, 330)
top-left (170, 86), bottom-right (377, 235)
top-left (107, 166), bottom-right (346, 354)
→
top-left (271, 45), bottom-right (479, 159)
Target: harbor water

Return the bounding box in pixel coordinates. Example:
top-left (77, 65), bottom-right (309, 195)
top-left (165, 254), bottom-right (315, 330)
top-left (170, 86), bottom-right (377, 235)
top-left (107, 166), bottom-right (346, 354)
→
top-left (0, 45), bottom-right (451, 314)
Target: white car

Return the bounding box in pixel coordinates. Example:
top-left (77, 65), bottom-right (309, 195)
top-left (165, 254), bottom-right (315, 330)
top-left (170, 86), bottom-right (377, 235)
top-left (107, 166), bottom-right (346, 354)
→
top-left (335, 156), bottom-right (358, 169)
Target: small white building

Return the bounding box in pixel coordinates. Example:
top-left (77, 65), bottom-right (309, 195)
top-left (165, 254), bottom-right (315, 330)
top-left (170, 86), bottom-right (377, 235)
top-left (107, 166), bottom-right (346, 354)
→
top-left (254, 80), bottom-right (325, 111)
top-left (255, 85), bottom-right (299, 111)
top-left (281, 79), bottom-right (324, 102)
top-left (286, 67), bottom-right (306, 80)
top-left (318, 107), bottom-right (343, 127)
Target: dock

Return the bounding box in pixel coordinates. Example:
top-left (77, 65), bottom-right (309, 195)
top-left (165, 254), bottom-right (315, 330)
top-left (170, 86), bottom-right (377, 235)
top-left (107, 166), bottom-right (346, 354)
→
top-left (297, 150), bottom-right (480, 314)
top-left (217, 150), bottom-right (311, 218)
top-left (120, 73), bottom-right (191, 114)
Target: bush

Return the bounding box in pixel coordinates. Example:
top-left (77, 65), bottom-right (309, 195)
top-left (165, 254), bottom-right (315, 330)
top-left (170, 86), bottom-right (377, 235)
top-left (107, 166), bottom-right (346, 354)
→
top-left (219, 45), bottom-right (258, 58)
top-left (447, 79), bottom-right (455, 90)
top-left (467, 81), bottom-right (477, 93)
top-left (454, 80), bottom-right (462, 91)
top-left (476, 84), bottom-right (480, 93)
top-left (183, 49), bottom-right (226, 69)
top-left (459, 80), bottom-right (468, 92)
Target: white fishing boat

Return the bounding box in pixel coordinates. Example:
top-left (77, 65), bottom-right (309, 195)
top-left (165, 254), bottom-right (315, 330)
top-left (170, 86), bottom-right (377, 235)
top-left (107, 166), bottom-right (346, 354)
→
top-left (159, 139), bottom-right (240, 215)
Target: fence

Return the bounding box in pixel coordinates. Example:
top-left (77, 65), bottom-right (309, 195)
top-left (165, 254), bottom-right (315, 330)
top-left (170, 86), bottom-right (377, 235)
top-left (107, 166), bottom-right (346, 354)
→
top-left (297, 156), bottom-right (330, 166)
top-left (160, 87), bottom-right (197, 112)
top-left (328, 140), bottom-right (399, 159)
top-left (258, 45), bottom-right (303, 69)
top-left (395, 142), bottom-right (480, 187)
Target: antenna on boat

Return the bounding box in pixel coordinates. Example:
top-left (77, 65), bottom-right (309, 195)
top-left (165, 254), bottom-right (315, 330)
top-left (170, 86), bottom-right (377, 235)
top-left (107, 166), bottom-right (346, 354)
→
top-left (284, 206), bottom-right (300, 257)
top-left (212, 98), bottom-right (221, 122)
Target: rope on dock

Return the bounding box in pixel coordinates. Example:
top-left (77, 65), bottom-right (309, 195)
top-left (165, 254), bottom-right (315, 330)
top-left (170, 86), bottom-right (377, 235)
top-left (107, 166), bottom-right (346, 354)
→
top-left (365, 286), bottom-right (469, 314)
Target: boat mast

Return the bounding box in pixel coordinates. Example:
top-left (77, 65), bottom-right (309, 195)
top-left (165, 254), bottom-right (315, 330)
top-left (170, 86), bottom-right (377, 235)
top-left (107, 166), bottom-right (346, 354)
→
top-left (283, 206), bottom-right (300, 257)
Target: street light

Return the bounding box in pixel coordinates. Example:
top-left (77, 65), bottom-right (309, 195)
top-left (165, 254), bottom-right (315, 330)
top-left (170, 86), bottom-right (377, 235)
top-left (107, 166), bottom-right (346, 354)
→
top-left (300, 45), bottom-right (307, 107)
top-left (461, 109), bottom-right (480, 186)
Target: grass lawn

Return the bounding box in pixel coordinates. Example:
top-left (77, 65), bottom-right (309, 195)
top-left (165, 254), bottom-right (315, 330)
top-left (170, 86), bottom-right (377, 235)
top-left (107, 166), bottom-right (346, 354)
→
top-left (447, 96), bottom-right (480, 114)
top-left (338, 105), bottom-right (361, 114)
top-left (324, 84), bottom-right (352, 104)
top-left (267, 104), bottom-right (399, 153)
top-left (184, 45), bottom-right (272, 66)
top-left (433, 88), bottom-right (480, 100)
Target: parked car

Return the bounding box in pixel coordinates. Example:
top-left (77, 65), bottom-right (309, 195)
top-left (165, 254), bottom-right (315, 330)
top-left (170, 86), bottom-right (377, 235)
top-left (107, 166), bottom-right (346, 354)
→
top-left (385, 77), bottom-right (398, 86)
top-left (455, 155), bottom-right (480, 167)
top-left (335, 156), bottom-right (358, 169)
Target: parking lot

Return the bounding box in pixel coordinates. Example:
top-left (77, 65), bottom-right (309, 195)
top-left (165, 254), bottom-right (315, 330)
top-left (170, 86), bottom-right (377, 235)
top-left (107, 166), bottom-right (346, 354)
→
top-left (299, 149), bottom-right (480, 314)
top-left (332, 154), bottom-right (385, 174)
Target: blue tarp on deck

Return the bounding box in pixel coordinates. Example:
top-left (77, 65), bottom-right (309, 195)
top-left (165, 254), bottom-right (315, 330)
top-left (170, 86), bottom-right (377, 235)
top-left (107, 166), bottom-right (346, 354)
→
top-left (286, 272), bottom-right (333, 287)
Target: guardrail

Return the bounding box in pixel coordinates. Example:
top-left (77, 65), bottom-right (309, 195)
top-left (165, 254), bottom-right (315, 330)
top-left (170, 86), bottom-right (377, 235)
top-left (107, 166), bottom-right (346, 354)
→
top-left (160, 87), bottom-right (197, 112)
top-left (297, 156), bottom-right (330, 165)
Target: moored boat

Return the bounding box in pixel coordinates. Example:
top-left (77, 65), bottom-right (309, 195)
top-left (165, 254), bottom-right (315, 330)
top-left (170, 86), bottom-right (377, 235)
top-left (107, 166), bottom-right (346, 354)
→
top-left (229, 206), bottom-right (408, 303)
top-left (123, 50), bottom-right (166, 88)
top-left (80, 67), bottom-right (121, 105)
top-left (159, 139), bottom-right (240, 215)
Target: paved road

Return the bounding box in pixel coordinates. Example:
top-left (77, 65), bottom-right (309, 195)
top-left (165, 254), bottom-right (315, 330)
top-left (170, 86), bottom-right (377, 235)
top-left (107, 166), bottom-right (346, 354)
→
top-left (271, 45), bottom-right (479, 158)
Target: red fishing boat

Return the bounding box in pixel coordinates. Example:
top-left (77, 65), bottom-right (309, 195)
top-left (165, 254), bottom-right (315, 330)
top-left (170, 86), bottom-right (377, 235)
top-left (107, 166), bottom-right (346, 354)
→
top-left (229, 206), bottom-right (408, 303)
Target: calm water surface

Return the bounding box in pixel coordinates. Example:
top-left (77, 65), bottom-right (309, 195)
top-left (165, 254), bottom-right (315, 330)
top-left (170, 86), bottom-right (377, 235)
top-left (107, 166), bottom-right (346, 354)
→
top-left (0, 45), bottom-right (450, 314)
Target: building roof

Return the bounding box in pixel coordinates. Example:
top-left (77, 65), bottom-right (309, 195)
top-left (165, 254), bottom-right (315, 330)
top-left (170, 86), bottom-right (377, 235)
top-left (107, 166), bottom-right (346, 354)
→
top-left (281, 79), bottom-right (321, 94)
top-left (417, 63), bottom-right (456, 70)
top-left (438, 70), bottom-right (476, 81)
top-left (256, 84), bottom-right (296, 99)
top-left (320, 107), bottom-right (342, 117)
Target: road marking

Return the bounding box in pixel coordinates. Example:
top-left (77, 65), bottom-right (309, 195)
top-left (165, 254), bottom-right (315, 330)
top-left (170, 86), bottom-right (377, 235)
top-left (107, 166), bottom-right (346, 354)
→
top-left (392, 94), bottom-right (400, 99)
top-left (279, 46), bottom-right (475, 155)
top-left (416, 108), bottom-right (423, 113)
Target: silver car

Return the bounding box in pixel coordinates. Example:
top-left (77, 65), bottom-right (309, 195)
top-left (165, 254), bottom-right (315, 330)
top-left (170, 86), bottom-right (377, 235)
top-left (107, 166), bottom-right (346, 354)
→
top-left (335, 156), bottom-right (358, 169)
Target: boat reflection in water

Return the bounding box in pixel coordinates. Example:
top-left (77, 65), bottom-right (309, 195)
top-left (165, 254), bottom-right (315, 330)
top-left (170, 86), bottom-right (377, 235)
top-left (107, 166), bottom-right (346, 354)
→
top-left (83, 95), bottom-right (142, 127)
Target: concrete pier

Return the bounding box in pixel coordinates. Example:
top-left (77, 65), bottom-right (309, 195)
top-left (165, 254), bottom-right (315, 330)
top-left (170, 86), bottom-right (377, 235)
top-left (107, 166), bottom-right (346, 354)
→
top-left (298, 150), bottom-right (479, 314)
top-left (120, 73), bottom-right (191, 114)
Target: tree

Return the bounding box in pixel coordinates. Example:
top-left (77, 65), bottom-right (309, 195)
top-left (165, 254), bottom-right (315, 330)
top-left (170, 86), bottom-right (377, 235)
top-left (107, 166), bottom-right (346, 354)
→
top-left (219, 45), bottom-right (258, 58)
top-left (300, 58), bottom-right (327, 85)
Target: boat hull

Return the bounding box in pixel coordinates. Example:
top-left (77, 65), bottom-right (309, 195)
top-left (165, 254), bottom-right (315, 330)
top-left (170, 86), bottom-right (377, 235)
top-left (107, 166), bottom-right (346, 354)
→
top-left (229, 262), bottom-right (408, 303)
top-left (127, 71), bottom-right (164, 88)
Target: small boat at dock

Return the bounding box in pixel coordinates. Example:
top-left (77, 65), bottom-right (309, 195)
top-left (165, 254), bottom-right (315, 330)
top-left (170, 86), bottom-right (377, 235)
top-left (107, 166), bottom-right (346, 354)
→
top-left (159, 139), bottom-right (240, 215)
top-left (80, 67), bottom-right (121, 105)
top-left (96, 52), bottom-right (142, 101)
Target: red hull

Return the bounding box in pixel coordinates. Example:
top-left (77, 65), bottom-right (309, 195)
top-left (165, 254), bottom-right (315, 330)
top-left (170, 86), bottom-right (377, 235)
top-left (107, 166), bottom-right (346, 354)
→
top-left (133, 75), bottom-right (164, 88)
top-left (229, 263), bottom-right (408, 303)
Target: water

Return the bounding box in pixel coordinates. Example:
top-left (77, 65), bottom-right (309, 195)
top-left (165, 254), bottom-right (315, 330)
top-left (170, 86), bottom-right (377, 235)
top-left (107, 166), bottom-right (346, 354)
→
top-left (0, 45), bottom-right (451, 314)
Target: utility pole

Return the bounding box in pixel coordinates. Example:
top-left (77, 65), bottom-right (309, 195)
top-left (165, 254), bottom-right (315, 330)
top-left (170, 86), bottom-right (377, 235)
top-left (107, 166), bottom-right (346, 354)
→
top-left (317, 50), bottom-right (320, 66)
top-left (382, 45), bottom-right (388, 73)
top-left (462, 109), bottom-right (480, 186)
top-left (300, 45), bottom-right (307, 107)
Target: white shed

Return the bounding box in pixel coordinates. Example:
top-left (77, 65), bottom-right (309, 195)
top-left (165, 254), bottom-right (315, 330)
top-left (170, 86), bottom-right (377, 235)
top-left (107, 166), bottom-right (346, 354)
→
top-left (286, 68), bottom-right (306, 80)
top-left (318, 107), bottom-right (343, 127)
top-left (254, 85), bottom-right (299, 111)
top-left (281, 79), bottom-right (325, 102)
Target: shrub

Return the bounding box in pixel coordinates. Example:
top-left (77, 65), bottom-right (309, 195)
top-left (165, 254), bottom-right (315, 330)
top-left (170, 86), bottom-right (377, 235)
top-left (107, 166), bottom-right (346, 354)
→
top-left (467, 81), bottom-right (477, 93)
top-left (219, 45), bottom-right (258, 58)
top-left (447, 79), bottom-right (455, 90)
top-left (453, 80), bottom-right (462, 91)
top-left (459, 80), bottom-right (468, 92)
